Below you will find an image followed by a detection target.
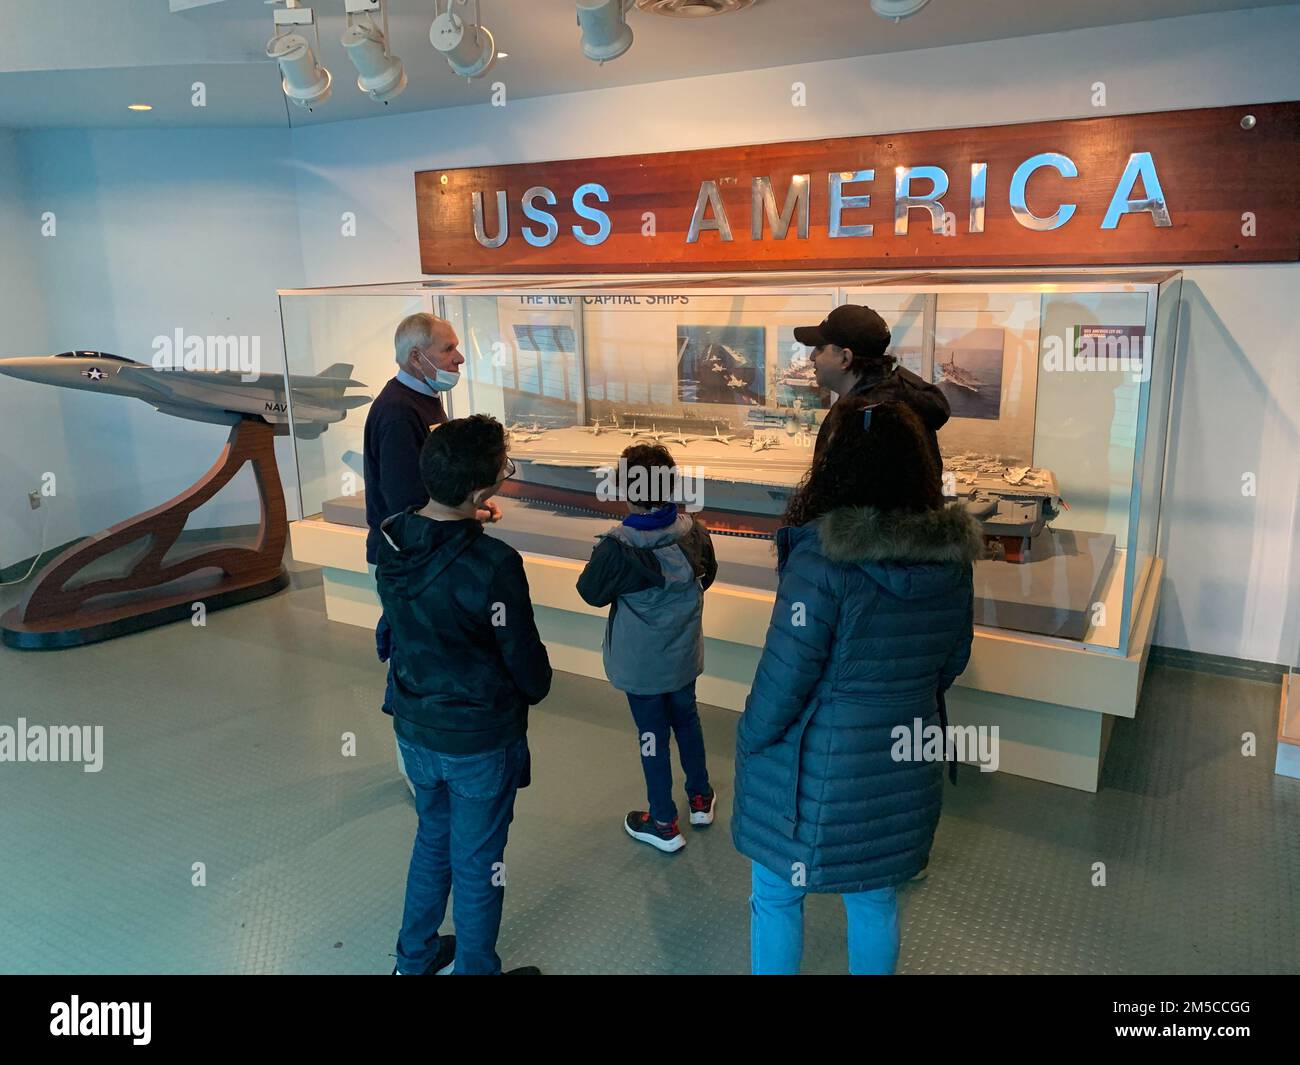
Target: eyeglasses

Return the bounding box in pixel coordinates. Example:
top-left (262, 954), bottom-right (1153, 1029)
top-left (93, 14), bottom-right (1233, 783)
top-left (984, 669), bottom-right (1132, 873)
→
top-left (502, 457), bottom-right (516, 482)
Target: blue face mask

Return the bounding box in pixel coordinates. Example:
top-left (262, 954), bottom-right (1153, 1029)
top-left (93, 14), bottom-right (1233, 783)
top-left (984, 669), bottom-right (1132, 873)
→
top-left (417, 350), bottom-right (460, 392)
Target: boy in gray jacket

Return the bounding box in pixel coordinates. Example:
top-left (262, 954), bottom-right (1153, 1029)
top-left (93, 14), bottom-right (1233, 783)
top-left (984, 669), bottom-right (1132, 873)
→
top-left (577, 443), bottom-right (719, 853)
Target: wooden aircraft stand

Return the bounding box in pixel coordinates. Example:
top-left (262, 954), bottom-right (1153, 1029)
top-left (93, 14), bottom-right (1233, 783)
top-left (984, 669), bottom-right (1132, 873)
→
top-left (2, 417), bottom-right (289, 650)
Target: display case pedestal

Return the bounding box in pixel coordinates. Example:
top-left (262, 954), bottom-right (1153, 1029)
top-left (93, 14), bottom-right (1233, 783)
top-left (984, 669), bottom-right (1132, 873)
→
top-left (290, 511), bottom-right (1161, 794)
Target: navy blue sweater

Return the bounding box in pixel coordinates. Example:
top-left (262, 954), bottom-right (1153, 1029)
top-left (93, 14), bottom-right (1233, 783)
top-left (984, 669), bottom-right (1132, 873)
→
top-left (363, 377), bottom-right (446, 564)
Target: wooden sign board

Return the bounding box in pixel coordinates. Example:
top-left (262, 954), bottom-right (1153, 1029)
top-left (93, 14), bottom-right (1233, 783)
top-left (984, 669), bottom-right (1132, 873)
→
top-left (415, 102), bottom-right (1299, 274)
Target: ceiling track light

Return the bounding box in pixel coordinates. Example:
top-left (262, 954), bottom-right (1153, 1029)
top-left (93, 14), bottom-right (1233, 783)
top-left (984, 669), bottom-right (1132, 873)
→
top-left (342, 0), bottom-right (407, 103)
top-left (577, 0), bottom-right (635, 64)
top-left (266, 1), bottom-right (332, 111)
top-left (431, 0), bottom-right (498, 81)
top-left (635, 0), bottom-right (755, 16)
top-left (870, 0), bottom-right (931, 21)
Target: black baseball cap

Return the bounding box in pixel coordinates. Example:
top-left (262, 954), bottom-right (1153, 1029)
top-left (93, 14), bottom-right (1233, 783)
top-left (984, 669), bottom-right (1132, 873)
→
top-left (794, 304), bottom-right (891, 359)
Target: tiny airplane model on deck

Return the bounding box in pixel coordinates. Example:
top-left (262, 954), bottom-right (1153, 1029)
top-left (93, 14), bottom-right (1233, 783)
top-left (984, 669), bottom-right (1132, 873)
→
top-left (578, 417), bottom-right (609, 436)
top-left (707, 427), bottom-right (737, 445)
top-left (506, 422), bottom-right (542, 443)
top-left (0, 351), bottom-right (370, 439)
top-left (617, 419), bottom-right (650, 438)
top-left (636, 424), bottom-right (675, 443)
top-left (749, 434), bottom-right (782, 453)
top-left (664, 430), bottom-right (699, 447)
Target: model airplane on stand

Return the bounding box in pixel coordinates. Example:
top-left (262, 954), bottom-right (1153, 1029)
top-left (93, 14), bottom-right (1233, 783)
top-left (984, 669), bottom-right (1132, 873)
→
top-left (0, 351), bottom-right (370, 437)
top-left (0, 350), bottom-right (370, 650)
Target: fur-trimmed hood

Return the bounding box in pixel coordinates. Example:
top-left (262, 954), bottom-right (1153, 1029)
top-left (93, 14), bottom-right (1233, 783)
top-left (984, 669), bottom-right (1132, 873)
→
top-left (815, 504), bottom-right (984, 566)
top-left (774, 504), bottom-right (982, 603)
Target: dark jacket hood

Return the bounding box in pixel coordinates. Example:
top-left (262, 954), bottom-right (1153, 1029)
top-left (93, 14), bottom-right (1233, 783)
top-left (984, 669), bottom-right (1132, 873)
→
top-left (378, 509), bottom-right (483, 599)
top-left (852, 366), bottom-right (950, 431)
top-left (784, 504), bottom-right (983, 601)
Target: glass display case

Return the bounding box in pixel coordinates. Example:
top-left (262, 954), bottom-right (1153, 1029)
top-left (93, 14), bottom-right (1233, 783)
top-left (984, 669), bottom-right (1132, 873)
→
top-left (278, 269), bottom-right (1182, 658)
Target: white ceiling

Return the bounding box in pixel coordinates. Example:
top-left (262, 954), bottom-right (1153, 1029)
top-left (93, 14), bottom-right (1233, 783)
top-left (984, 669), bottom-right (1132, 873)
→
top-left (0, 0), bottom-right (1295, 129)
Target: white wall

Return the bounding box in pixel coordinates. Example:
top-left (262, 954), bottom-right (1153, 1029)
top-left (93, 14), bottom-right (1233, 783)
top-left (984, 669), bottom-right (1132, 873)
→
top-left (0, 128), bottom-right (58, 572)
top-left (1, 4), bottom-right (1296, 661)
top-left (1, 126), bottom-right (305, 570)
top-left (1157, 266), bottom-right (1300, 663)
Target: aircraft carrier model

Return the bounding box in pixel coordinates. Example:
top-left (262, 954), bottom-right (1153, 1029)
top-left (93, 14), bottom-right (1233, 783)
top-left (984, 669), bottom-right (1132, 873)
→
top-left (611, 409), bottom-right (737, 436)
top-left (493, 417), bottom-right (808, 537)
top-left (942, 451), bottom-right (1061, 563)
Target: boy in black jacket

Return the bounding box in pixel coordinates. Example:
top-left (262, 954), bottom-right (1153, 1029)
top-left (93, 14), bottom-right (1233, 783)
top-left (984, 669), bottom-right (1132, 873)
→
top-left (376, 415), bottom-right (551, 976)
top-left (577, 444), bottom-right (718, 854)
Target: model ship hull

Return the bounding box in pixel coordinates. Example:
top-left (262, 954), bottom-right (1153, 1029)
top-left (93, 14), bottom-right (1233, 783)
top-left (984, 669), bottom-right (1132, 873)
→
top-left (502, 456), bottom-right (791, 537)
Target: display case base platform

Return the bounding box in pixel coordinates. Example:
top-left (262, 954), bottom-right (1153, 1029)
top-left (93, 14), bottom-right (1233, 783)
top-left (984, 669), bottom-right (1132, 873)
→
top-left (290, 510), bottom-right (1162, 794)
top-left (1277, 675), bottom-right (1300, 780)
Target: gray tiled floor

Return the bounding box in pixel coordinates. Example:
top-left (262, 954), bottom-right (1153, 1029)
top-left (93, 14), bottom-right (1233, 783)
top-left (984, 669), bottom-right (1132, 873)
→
top-left (1, 569), bottom-right (1296, 974)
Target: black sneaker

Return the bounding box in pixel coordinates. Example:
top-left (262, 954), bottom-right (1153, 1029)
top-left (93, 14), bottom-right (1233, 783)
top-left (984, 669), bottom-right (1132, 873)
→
top-left (624, 811), bottom-right (685, 853)
top-left (505, 965), bottom-right (542, 975)
top-left (688, 788), bottom-right (717, 826)
top-left (391, 934), bottom-right (456, 975)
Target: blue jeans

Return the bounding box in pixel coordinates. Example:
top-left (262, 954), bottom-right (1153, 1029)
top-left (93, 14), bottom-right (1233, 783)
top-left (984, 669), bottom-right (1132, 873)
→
top-left (749, 861), bottom-right (900, 975)
top-left (394, 735), bottom-right (529, 976)
top-left (625, 680), bottom-right (711, 824)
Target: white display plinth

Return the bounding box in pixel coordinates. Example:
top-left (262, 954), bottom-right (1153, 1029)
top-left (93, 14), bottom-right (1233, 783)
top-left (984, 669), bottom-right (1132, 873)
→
top-left (290, 515), bottom-right (1161, 793)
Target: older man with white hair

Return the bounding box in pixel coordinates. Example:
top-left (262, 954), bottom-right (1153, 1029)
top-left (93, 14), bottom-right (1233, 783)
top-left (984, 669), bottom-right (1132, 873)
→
top-left (363, 312), bottom-right (460, 558)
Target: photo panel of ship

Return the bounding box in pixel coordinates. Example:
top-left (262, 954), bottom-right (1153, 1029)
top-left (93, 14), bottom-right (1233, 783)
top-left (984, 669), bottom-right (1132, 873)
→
top-left (775, 327), bottom-right (832, 410)
top-left (932, 325), bottom-right (1005, 420)
top-left (888, 344), bottom-right (925, 378)
top-left (502, 320), bottom-right (581, 427)
top-left (676, 324), bottom-right (766, 406)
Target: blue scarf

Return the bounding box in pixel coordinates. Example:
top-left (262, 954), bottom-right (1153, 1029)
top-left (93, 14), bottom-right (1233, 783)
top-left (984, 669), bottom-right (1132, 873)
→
top-left (623, 503), bottom-right (679, 531)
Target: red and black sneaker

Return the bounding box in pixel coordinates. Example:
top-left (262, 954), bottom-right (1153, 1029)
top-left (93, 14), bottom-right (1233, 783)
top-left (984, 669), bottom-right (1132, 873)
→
top-left (688, 788), bottom-right (717, 827)
top-left (624, 811), bottom-right (685, 853)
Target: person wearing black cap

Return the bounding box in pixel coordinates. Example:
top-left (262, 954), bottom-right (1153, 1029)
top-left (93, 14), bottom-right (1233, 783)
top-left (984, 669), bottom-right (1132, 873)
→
top-left (795, 304), bottom-right (950, 471)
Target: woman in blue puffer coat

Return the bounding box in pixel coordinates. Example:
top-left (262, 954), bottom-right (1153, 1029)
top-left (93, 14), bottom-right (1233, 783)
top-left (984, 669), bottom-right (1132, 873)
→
top-left (732, 397), bottom-right (982, 975)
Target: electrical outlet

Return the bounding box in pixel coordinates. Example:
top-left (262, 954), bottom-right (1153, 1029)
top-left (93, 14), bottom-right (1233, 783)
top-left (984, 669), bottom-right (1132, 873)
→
top-left (28, 490), bottom-right (41, 510)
